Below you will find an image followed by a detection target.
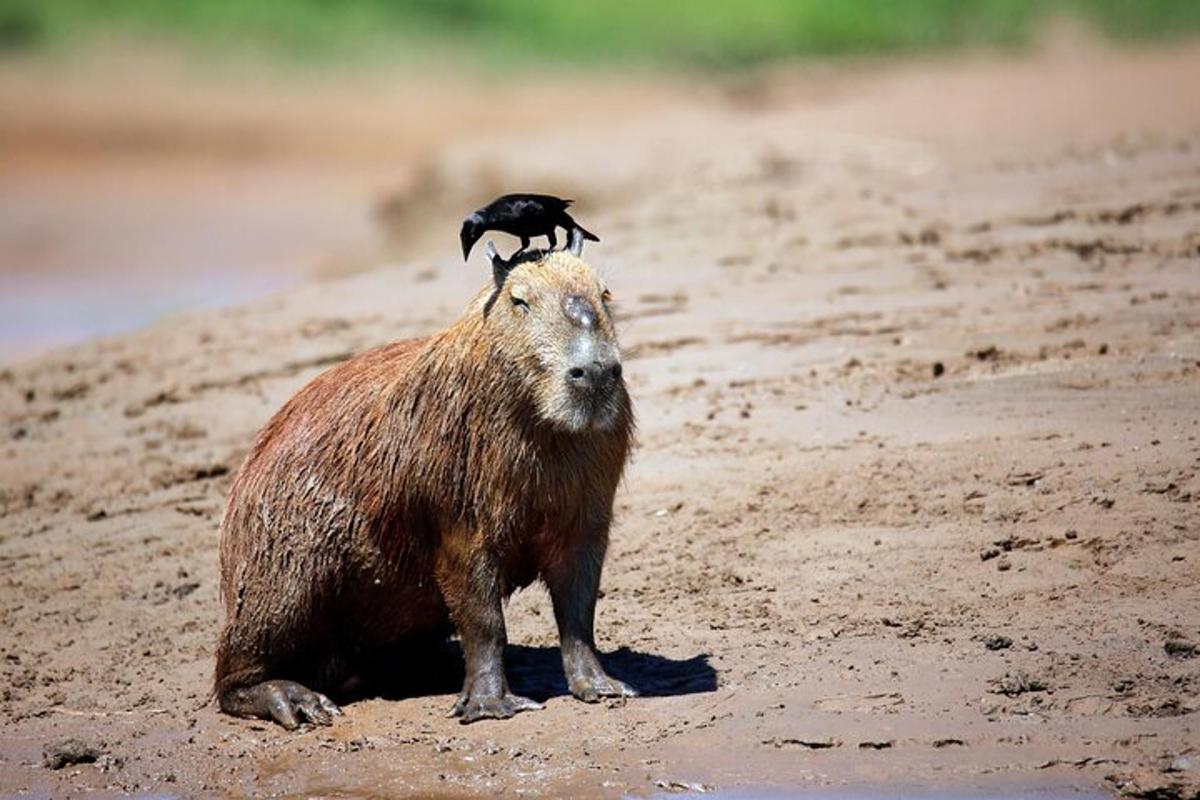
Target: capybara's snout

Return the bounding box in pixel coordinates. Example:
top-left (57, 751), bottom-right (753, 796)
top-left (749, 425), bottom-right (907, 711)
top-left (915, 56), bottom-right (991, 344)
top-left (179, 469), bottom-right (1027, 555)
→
top-left (565, 356), bottom-right (622, 396)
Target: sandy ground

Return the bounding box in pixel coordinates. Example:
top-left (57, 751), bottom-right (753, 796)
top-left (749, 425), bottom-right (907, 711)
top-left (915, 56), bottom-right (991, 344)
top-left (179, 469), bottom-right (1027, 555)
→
top-left (1, 38), bottom-right (1199, 798)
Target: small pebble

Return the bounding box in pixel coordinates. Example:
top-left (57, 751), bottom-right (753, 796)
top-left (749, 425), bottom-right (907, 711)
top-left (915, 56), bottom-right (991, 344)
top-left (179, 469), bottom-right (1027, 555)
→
top-left (1168, 755), bottom-right (1195, 772)
top-left (43, 738), bottom-right (103, 770)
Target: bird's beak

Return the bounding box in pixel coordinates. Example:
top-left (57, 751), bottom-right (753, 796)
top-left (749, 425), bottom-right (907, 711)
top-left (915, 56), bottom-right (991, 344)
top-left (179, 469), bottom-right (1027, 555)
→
top-left (460, 226), bottom-right (478, 261)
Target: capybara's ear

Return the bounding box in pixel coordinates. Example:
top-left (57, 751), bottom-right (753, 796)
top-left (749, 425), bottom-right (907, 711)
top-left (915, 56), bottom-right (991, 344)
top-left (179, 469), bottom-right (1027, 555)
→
top-left (484, 240), bottom-right (501, 266)
top-left (485, 241), bottom-right (508, 291)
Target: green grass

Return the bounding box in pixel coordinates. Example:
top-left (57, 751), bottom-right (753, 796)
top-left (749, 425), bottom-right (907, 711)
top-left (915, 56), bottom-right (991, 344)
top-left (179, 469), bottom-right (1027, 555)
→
top-left (4, 0), bottom-right (1200, 68)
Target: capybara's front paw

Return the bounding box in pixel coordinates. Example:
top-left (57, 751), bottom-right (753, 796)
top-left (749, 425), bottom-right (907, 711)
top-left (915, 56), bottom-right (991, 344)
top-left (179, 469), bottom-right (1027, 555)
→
top-left (222, 679), bottom-right (341, 730)
top-left (449, 690), bottom-right (542, 724)
top-left (569, 672), bottom-right (638, 704)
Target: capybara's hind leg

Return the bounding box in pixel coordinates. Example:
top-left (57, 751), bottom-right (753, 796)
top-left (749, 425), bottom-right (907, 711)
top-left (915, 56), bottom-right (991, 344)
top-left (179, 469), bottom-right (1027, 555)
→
top-left (220, 680), bottom-right (340, 730)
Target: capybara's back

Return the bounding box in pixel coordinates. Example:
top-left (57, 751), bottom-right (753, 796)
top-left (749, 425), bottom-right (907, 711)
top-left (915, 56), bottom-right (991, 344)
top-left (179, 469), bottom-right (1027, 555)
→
top-left (215, 249), bottom-right (637, 729)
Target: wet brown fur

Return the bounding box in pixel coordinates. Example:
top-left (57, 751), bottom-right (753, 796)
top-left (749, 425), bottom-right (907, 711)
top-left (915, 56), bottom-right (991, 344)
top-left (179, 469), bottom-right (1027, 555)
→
top-left (214, 252), bottom-right (632, 707)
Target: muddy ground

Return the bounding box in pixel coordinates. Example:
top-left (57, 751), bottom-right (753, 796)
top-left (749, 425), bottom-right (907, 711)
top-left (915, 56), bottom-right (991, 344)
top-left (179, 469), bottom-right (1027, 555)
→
top-left (1, 38), bottom-right (1199, 798)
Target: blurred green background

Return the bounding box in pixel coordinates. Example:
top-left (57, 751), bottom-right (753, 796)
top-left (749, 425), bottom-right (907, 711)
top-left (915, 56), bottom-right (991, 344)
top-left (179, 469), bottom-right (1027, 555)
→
top-left (4, 0), bottom-right (1200, 68)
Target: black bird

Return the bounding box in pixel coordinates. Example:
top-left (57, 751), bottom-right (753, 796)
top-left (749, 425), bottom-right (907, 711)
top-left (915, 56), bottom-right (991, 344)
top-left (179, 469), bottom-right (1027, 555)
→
top-left (460, 193), bottom-right (599, 260)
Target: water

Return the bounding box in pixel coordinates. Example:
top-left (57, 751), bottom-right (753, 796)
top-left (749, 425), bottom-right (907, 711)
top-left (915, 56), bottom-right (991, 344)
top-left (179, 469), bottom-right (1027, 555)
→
top-left (643, 786), bottom-right (1109, 800)
top-left (0, 267), bottom-right (296, 363)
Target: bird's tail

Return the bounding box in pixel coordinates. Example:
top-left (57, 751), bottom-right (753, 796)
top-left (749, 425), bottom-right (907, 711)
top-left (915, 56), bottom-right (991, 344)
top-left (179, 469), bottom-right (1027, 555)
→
top-left (574, 222), bottom-right (600, 242)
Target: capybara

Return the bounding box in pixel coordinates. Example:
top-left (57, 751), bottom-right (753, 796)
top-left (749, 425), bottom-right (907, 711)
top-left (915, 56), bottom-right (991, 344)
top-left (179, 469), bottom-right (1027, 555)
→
top-left (214, 242), bottom-right (635, 728)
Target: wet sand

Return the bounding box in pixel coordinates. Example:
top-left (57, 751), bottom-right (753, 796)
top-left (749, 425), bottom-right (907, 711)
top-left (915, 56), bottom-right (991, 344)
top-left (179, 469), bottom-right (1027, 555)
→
top-left (1, 38), bottom-right (1199, 799)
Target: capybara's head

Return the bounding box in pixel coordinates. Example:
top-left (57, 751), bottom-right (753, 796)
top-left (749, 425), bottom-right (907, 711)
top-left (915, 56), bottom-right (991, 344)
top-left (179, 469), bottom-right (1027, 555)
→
top-left (486, 251), bottom-right (626, 433)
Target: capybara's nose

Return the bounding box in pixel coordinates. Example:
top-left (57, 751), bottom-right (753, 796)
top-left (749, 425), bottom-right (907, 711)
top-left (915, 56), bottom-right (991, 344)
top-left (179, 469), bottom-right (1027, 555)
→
top-left (567, 360), bottom-right (621, 391)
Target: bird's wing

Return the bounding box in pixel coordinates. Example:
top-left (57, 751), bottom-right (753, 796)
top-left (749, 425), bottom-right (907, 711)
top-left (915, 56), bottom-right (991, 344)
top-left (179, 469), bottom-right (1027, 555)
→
top-left (521, 194), bottom-right (573, 212)
top-left (491, 196), bottom-right (552, 224)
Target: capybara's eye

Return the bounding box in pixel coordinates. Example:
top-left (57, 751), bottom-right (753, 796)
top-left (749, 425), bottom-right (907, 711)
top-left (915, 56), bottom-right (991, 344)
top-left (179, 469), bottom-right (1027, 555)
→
top-left (511, 296), bottom-right (529, 312)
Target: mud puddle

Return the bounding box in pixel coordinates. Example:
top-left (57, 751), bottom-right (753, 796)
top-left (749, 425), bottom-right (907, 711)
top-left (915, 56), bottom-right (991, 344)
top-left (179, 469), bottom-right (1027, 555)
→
top-left (3, 795), bottom-right (182, 800)
top-left (0, 268), bottom-right (297, 360)
top-left (646, 786), bottom-right (1109, 799)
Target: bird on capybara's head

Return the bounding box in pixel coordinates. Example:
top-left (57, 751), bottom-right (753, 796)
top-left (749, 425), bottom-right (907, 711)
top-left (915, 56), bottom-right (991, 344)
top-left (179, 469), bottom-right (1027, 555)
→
top-left (461, 193), bottom-right (599, 260)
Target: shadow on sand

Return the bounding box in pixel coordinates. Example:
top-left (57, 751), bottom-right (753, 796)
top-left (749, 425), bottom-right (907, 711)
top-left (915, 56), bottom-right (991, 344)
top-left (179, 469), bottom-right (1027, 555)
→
top-left (353, 640), bottom-right (716, 705)
top-left (508, 644), bottom-right (717, 702)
